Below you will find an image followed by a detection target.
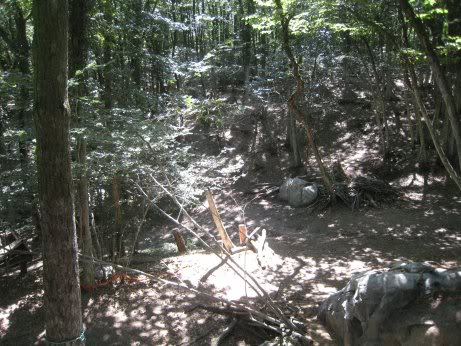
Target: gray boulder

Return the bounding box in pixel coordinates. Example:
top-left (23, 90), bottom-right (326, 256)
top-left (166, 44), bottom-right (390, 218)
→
top-left (279, 178), bottom-right (318, 207)
top-left (318, 262), bottom-right (461, 345)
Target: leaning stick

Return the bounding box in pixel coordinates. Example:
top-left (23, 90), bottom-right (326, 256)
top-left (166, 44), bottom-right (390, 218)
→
top-left (206, 190), bottom-right (235, 252)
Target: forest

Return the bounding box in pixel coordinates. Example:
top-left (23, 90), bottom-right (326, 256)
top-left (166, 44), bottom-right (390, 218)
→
top-left (0, 0), bottom-right (461, 345)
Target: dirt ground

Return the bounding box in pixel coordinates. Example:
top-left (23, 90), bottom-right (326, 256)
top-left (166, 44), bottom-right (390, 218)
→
top-left (1, 97), bottom-right (461, 345)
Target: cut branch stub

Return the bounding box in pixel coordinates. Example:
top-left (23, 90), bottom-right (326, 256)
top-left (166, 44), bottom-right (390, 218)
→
top-left (205, 190), bottom-right (235, 252)
top-left (173, 229), bottom-right (187, 254)
top-left (239, 224), bottom-right (247, 244)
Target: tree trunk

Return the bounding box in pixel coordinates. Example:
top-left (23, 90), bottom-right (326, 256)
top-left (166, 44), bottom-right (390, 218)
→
top-left (14, 3), bottom-right (30, 167)
top-left (286, 108), bottom-right (302, 167)
top-left (102, 0), bottom-right (113, 110)
top-left (32, 0), bottom-right (84, 343)
top-left (112, 175), bottom-right (124, 262)
top-left (400, 0), bottom-right (461, 171)
top-left (363, 38), bottom-right (388, 159)
top-left (77, 139), bottom-right (94, 286)
top-left (238, 0), bottom-right (252, 102)
top-left (70, 0), bottom-right (93, 286)
top-left (274, 0), bottom-right (334, 195)
top-left (90, 212), bottom-right (102, 259)
top-left (407, 62), bottom-right (461, 190)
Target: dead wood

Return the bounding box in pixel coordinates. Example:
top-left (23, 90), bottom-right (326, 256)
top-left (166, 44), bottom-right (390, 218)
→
top-left (133, 177), bottom-right (312, 343)
top-left (206, 190), bottom-right (235, 252)
top-left (239, 224), bottom-right (247, 244)
top-left (173, 229), bottom-right (187, 254)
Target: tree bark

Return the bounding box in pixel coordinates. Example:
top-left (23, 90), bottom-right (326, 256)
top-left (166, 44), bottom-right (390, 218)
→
top-left (32, 0), bottom-right (84, 343)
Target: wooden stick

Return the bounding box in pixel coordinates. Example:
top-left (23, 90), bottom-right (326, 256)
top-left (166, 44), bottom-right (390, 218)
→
top-left (206, 190), bottom-right (235, 251)
top-left (173, 229), bottom-right (187, 254)
top-left (239, 224), bottom-right (247, 244)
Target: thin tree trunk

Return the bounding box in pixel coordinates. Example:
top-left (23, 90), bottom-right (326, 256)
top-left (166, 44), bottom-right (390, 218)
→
top-left (70, 0), bottom-right (93, 286)
top-left (13, 3), bottom-right (30, 167)
top-left (363, 38), bottom-right (388, 159)
top-left (90, 212), bottom-right (102, 259)
top-left (112, 175), bottom-right (124, 262)
top-left (403, 88), bottom-right (415, 147)
top-left (286, 108), bottom-right (302, 167)
top-left (77, 139), bottom-right (94, 285)
top-left (127, 200), bottom-right (150, 266)
top-left (400, 0), bottom-right (461, 170)
top-left (399, 7), bottom-right (428, 166)
top-left (407, 62), bottom-right (461, 190)
top-left (32, 0), bottom-right (83, 343)
top-left (274, 0), bottom-right (334, 195)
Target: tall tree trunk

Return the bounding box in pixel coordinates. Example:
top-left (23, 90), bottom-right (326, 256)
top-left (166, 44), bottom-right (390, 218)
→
top-left (77, 139), bottom-right (94, 285)
top-left (400, 0), bottom-right (461, 171)
top-left (70, 0), bottom-right (94, 286)
top-left (238, 0), bottom-right (252, 102)
top-left (403, 88), bottom-right (415, 148)
top-left (102, 0), bottom-right (113, 110)
top-left (363, 38), bottom-right (388, 159)
top-left (399, 7), bottom-right (428, 167)
top-left (112, 175), bottom-right (124, 262)
top-left (32, 0), bottom-right (84, 343)
top-left (14, 3), bottom-right (30, 167)
top-left (274, 0), bottom-right (334, 195)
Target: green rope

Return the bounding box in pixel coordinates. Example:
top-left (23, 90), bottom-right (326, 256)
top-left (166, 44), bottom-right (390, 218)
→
top-left (45, 330), bottom-right (85, 345)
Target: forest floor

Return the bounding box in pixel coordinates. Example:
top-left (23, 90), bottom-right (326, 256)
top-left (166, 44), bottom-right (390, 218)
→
top-left (1, 89), bottom-right (461, 345)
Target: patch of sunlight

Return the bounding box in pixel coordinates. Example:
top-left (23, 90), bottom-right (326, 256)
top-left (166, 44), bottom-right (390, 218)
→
top-left (424, 209), bottom-right (435, 216)
top-left (398, 173), bottom-right (425, 187)
top-left (313, 283), bottom-right (337, 294)
top-left (339, 132), bottom-right (352, 142)
top-left (456, 311), bottom-right (461, 322)
top-left (154, 321), bottom-right (166, 328)
top-left (425, 326), bottom-right (440, 337)
top-left (130, 321), bottom-right (143, 328)
top-left (152, 305), bottom-right (163, 315)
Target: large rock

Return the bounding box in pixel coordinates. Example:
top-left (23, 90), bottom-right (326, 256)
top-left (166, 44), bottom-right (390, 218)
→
top-left (279, 178), bottom-right (318, 207)
top-left (318, 262), bottom-right (461, 345)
